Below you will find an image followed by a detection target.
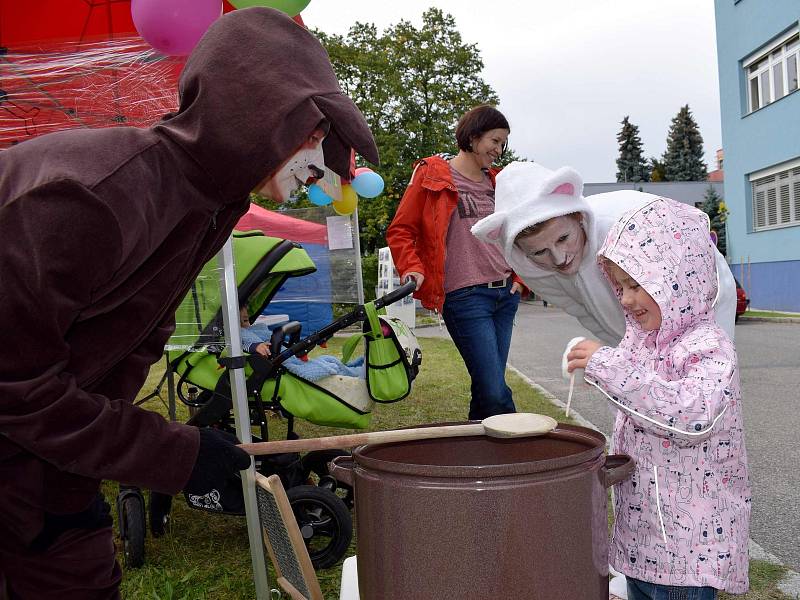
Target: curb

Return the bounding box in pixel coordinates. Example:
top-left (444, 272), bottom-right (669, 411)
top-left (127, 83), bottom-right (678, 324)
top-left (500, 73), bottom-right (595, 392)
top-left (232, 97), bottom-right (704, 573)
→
top-left (739, 315), bottom-right (800, 324)
top-left (413, 322), bottom-right (441, 330)
top-left (748, 540), bottom-right (800, 596)
top-left (506, 362), bottom-right (800, 597)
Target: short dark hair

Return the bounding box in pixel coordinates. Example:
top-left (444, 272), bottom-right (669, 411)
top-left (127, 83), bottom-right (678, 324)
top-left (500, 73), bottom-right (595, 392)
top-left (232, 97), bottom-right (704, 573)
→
top-left (514, 212), bottom-right (583, 246)
top-left (455, 105), bottom-right (510, 153)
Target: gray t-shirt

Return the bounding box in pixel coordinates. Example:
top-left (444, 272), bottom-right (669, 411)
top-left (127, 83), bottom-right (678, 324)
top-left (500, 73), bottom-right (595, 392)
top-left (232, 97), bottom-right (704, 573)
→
top-left (443, 166), bottom-right (511, 293)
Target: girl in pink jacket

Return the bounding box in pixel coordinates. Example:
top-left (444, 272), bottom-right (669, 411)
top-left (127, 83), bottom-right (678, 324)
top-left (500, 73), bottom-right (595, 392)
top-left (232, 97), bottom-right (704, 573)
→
top-left (567, 198), bottom-right (751, 598)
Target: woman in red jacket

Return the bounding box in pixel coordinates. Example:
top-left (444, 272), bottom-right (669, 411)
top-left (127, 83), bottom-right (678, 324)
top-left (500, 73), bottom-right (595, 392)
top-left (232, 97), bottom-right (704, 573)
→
top-left (386, 105), bottom-right (522, 420)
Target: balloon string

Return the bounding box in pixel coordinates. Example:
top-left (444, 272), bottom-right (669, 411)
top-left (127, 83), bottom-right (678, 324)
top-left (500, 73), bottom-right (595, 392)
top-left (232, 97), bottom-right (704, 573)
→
top-left (566, 371), bottom-right (575, 418)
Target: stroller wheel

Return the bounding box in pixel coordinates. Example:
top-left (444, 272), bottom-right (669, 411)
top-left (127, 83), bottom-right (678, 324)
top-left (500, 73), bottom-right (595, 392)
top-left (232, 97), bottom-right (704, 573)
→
top-left (120, 494), bottom-right (146, 568)
top-left (317, 475), bottom-right (339, 492)
top-left (302, 450), bottom-right (355, 509)
top-left (286, 485), bottom-right (352, 570)
top-left (149, 491), bottom-right (173, 537)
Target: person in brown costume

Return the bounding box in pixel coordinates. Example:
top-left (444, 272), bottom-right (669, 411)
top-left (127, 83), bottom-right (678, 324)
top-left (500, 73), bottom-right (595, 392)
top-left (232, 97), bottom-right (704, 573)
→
top-left (0, 8), bottom-right (378, 599)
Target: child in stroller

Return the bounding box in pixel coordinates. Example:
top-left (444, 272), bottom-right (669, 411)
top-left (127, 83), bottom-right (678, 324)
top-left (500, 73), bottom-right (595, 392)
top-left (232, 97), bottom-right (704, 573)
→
top-left (239, 306), bottom-right (272, 356)
top-left (239, 305), bottom-right (366, 380)
top-left (118, 230), bottom-right (421, 570)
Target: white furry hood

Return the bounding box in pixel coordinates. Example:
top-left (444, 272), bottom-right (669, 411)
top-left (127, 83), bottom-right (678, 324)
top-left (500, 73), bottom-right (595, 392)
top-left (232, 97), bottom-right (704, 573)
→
top-left (471, 161), bottom-right (596, 280)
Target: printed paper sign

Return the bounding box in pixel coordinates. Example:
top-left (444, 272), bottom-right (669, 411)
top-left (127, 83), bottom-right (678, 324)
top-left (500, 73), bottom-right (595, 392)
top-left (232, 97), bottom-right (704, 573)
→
top-left (327, 215), bottom-right (353, 250)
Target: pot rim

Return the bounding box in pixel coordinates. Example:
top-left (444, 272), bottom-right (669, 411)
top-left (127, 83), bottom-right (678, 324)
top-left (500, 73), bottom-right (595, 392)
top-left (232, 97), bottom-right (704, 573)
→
top-left (351, 422), bottom-right (607, 478)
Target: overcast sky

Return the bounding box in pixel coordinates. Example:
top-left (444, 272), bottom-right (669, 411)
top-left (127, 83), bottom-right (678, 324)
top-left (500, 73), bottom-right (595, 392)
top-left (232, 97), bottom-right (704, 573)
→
top-left (301, 0), bottom-right (722, 183)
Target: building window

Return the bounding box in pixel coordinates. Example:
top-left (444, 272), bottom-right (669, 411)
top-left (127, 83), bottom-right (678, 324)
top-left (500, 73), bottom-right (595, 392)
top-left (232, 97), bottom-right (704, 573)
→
top-left (750, 158), bottom-right (800, 231)
top-left (744, 31), bottom-right (799, 113)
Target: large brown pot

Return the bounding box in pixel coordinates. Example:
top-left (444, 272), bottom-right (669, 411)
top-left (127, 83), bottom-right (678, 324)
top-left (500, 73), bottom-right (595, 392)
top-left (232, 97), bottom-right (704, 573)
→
top-left (331, 423), bottom-right (633, 600)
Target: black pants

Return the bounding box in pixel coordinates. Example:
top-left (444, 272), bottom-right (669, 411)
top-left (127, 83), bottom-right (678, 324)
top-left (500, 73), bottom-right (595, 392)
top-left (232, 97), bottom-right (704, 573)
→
top-left (0, 495), bottom-right (121, 600)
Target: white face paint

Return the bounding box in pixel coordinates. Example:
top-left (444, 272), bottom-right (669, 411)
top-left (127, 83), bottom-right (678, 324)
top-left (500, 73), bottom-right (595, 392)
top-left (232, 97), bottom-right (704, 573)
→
top-left (254, 132), bottom-right (325, 203)
top-left (515, 214), bottom-right (587, 275)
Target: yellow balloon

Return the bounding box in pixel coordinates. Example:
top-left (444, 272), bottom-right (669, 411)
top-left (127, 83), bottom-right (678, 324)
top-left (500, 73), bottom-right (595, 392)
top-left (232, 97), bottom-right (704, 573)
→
top-left (332, 184), bottom-right (358, 216)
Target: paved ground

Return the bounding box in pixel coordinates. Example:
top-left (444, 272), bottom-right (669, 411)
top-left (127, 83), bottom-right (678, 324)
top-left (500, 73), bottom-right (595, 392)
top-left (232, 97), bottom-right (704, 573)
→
top-left (418, 302), bottom-right (800, 573)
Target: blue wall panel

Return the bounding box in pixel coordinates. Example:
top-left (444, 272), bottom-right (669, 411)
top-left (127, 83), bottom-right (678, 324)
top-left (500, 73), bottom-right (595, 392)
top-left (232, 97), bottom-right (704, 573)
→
top-left (729, 259), bottom-right (800, 312)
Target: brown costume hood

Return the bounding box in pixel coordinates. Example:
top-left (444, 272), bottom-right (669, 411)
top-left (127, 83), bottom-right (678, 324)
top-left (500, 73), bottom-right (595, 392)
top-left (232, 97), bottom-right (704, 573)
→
top-left (155, 7), bottom-right (379, 201)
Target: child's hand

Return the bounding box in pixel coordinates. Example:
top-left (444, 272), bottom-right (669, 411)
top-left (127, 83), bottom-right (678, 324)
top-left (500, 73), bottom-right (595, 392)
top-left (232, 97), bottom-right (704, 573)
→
top-left (566, 339), bottom-right (603, 372)
top-left (255, 342), bottom-right (271, 357)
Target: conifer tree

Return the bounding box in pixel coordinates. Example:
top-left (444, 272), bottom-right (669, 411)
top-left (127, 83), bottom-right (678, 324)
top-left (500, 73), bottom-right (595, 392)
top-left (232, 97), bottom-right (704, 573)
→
top-left (700, 185), bottom-right (727, 256)
top-left (662, 104), bottom-right (707, 181)
top-left (615, 116), bottom-right (650, 182)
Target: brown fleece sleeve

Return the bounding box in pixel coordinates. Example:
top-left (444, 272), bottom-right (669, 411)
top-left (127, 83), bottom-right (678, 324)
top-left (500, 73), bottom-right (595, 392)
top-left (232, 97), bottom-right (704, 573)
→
top-left (0, 182), bottom-right (198, 494)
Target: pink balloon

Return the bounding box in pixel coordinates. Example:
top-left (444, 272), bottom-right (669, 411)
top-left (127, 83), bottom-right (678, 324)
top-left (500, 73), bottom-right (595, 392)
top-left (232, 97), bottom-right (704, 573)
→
top-left (132, 0), bottom-right (222, 56)
top-left (354, 167), bottom-right (373, 177)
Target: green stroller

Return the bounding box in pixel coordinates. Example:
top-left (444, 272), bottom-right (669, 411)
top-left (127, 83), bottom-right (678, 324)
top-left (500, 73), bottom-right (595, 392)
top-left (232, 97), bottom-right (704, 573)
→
top-left (118, 230), bottom-right (421, 570)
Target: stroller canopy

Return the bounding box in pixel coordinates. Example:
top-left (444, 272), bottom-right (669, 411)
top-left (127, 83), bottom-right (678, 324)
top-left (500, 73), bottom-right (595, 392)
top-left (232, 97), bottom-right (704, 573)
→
top-left (169, 231), bottom-right (316, 351)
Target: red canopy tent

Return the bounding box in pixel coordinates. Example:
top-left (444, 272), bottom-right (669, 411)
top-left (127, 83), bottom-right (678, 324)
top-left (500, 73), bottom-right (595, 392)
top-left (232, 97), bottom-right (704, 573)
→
top-left (0, 0), bottom-right (245, 47)
top-left (236, 203), bottom-right (328, 246)
top-left (0, 0), bottom-right (138, 47)
top-left (0, 0), bottom-right (251, 150)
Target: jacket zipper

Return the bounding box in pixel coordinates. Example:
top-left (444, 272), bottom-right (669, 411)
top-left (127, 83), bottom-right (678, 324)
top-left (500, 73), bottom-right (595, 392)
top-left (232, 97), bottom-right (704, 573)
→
top-left (653, 465), bottom-right (668, 543)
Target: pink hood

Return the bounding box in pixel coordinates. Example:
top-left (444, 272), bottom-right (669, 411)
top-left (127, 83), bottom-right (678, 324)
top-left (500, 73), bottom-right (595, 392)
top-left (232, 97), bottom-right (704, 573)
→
top-left (598, 198), bottom-right (719, 348)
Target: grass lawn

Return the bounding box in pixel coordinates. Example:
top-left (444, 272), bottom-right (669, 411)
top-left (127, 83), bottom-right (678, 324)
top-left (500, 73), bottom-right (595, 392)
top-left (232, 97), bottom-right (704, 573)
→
top-left (113, 337), bottom-right (793, 599)
top-left (741, 310), bottom-right (800, 319)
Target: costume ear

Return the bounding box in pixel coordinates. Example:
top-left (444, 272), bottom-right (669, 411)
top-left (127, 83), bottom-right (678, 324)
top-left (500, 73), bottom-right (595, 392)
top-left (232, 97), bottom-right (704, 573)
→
top-left (471, 211), bottom-right (507, 245)
top-left (542, 167), bottom-right (584, 199)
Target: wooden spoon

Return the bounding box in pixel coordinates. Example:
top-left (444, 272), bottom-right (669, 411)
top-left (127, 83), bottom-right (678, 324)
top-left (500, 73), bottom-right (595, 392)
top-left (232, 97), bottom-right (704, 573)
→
top-left (239, 412), bottom-right (558, 456)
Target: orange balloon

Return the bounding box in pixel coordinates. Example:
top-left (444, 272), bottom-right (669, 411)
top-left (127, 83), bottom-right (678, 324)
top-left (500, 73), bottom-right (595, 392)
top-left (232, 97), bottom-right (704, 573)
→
top-left (332, 184), bottom-right (358, 216)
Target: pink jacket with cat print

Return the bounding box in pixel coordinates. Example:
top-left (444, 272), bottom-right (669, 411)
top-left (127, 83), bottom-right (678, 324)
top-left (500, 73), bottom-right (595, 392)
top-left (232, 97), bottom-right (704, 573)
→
top-left (584, 198), bottom-right (751, 593)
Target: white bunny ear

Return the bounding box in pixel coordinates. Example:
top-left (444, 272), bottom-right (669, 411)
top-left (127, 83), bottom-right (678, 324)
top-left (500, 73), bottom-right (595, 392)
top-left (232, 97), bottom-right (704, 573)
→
top-left (471, 211), bottom-right (507, 245)
top-left (542, 167), bottom-right (584, 199)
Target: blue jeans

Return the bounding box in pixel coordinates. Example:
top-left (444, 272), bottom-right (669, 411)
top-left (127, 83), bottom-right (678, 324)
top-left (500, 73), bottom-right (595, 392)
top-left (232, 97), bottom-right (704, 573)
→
top-left (627, 577), bottom-right (718, 600)
top-left (442, 280), bottom-right (520, 420)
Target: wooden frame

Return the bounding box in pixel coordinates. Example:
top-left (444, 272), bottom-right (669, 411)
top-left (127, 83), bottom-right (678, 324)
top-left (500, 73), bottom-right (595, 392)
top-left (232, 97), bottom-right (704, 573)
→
top-left (255, 473), bottom-right (324, 600)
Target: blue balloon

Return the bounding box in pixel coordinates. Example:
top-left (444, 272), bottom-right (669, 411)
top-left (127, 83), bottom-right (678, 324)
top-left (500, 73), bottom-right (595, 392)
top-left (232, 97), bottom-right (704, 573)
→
top-left (307, 183), bottom-right (333, 206)
top-left (351, 171), bottom-right (384, 198)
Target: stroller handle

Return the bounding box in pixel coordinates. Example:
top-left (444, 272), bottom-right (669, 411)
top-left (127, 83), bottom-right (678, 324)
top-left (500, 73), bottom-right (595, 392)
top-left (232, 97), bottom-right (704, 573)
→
top-left (251, 280), bottom-right (417, 377)
top-left (373, 280), bottom-right (416, 311)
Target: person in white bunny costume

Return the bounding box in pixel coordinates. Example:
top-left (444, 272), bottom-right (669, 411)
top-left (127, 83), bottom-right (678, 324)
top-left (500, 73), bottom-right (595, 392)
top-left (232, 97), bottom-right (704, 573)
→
top-left (471, 161), bottom-right (736, 345)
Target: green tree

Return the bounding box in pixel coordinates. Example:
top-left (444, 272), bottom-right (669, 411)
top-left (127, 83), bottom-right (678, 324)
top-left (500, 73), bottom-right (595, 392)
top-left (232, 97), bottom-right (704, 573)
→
top-left (315, 8), bottom-right (521, 253)
top-left (662, 104), bottom-right (707, 181)
top-left (250, 190), bottom-right (314, 211)
top-left (615, 116), bottom-right (650, 183)
top-left (648, 157), bottom-right (666, 182)
top-left (360, 252), bottom-right (379, 301)
top-left (700, 185), bottom-right (727, 256)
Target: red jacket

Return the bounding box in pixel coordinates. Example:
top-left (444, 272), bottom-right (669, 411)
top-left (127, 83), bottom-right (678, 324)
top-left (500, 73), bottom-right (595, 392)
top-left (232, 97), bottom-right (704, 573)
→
top-left (386, 155), bottom-right (523, 312)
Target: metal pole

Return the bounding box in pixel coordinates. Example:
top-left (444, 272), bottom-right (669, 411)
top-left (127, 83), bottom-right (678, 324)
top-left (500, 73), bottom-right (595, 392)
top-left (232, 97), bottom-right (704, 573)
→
top-left (216, 238), bottom-right (270, 599)
top-left (166, 360), bottom-right (176, 422)
top-left (352, 207), bottom-right (365, 305)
